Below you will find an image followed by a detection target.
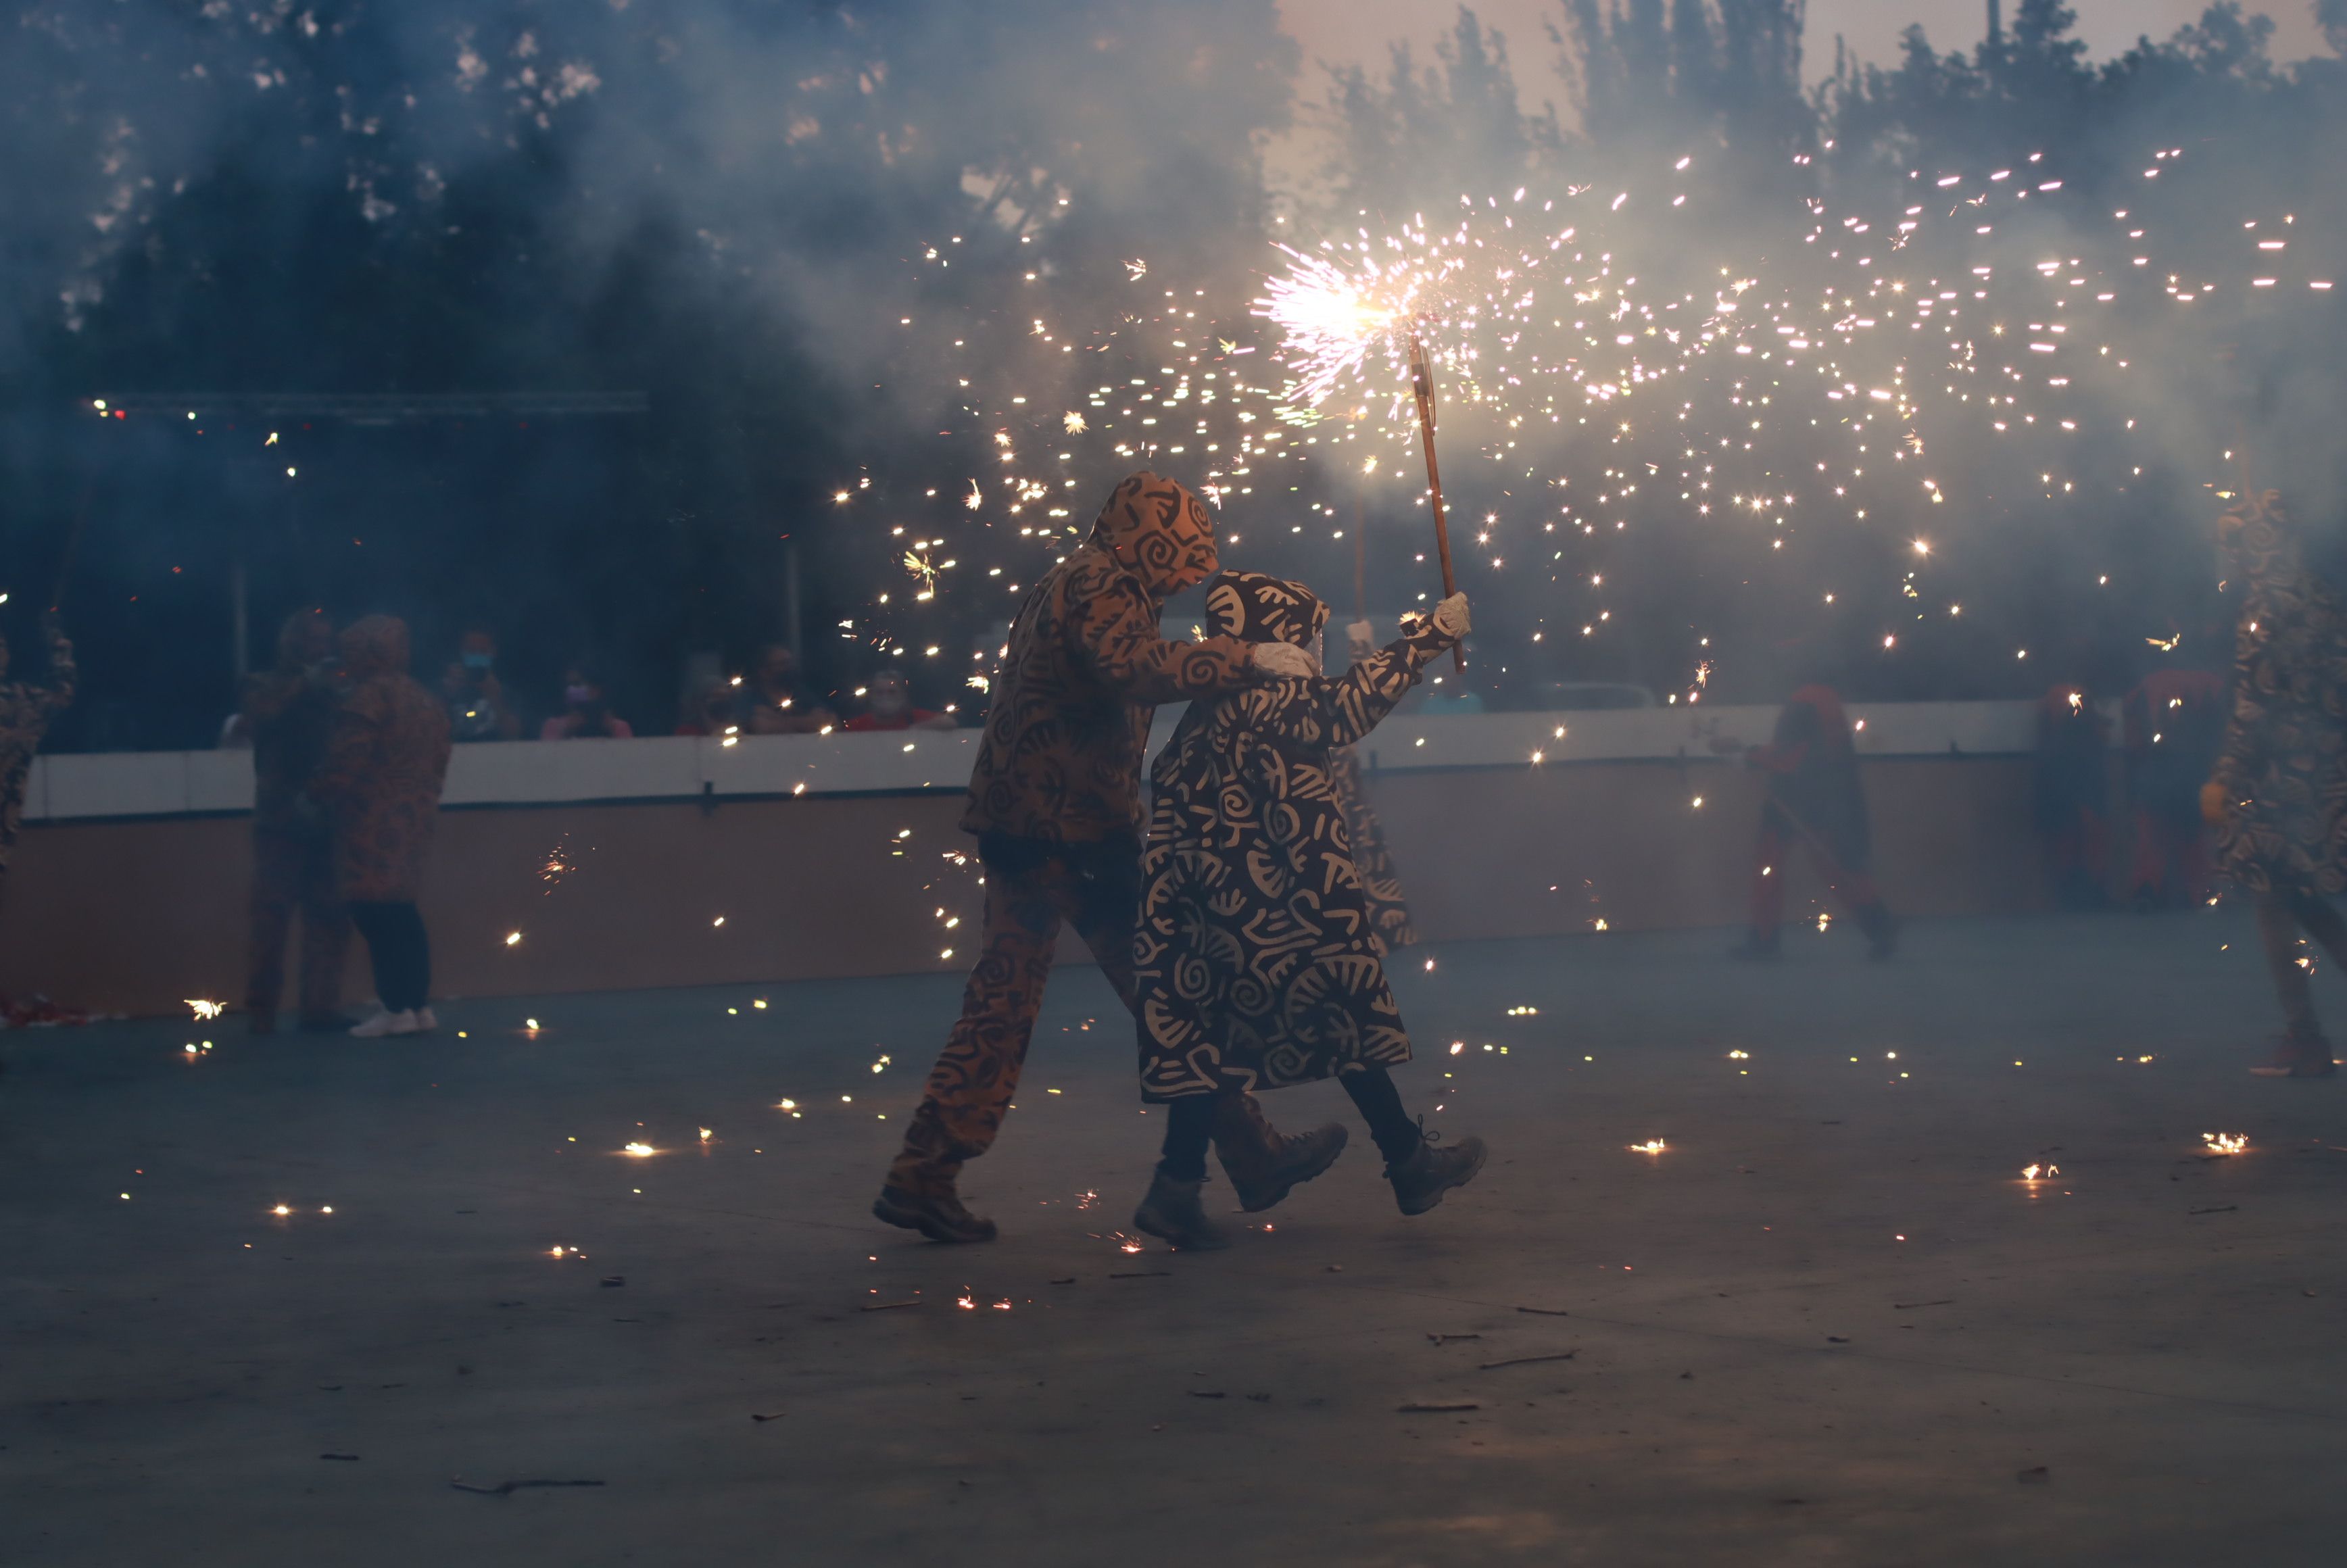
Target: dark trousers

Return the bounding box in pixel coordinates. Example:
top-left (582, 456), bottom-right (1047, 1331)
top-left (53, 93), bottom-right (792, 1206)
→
top-left (1750, 805), bottom-right (1885, 939)
top-left (247, 830), bottom-right (352, 1021)
top-left (347, 900), bottom-right (431, 1013)
top-left (891, 835), bottom-right (1142, 1187)
top-left (1157, 1069), bottom-right (1421, 1181)
top-left (2256, 885), bottom-right (2347, 1042)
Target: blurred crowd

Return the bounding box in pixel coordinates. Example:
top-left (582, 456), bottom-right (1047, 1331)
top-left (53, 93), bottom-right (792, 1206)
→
top-left (222, 628), bottom-right (967, 752)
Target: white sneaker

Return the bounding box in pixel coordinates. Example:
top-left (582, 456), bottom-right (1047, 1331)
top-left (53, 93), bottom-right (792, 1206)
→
top-left (412, 1006), bottom-right (439, 1033)
top-left (351, 1008), bottom-right (416, 1038)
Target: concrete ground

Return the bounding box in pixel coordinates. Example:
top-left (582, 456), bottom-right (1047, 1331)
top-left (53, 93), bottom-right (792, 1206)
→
top-left (5, 912), bottom-right (2347, 1566)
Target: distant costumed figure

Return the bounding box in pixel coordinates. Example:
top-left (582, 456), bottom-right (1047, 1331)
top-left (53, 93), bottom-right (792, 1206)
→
top-left (1126, 572), bottom-right (1485, 1250)
top-left (310, 616), bottom-right (453, 1039)
top-left (0, 613), bottom-right (75, 891)
top-left (2205, 492), bottom-right (2347, 1077)
top-left (874, 471), bottom-right (1341, 1246)
top-left (2123, 665), bottom-right (2227, 910)
top-left (242, 610), bottom-right (354, 1033)
top-left (1723, 685), bottom-right (1898, 960)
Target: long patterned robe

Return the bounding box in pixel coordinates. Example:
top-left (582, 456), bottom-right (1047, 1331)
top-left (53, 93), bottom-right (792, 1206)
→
top-left (311, 616), bottom-right (452, 903)
top-left (1135, 572), bottom-right (1452, 1101)
top-left (0, 622), bottom-right (76, 877)
top-left (1329, 743), bottom-right (1417, 952)
top-left (2211, 493), bottom-right (2347, 896)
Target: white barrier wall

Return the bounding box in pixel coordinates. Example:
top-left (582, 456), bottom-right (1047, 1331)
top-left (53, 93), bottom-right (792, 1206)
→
top-left (24, 700), bottom-right (2060, 820)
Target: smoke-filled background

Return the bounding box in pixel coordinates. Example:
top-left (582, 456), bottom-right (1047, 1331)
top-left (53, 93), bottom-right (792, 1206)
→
top-left (2, 0), bottom-right (2342, 748)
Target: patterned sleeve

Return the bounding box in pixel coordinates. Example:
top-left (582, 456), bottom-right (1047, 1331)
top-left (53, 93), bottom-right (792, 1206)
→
top-left (1242, 620), bottom-right (1450, 750)
top-left (1073, 573), bottom-right (1255, 703)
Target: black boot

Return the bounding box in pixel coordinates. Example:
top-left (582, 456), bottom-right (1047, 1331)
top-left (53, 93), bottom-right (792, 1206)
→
top-left (872, 1182), bottom-right (998, 1244)
top-left (1386, 1130), bottom-right (1488, 1216)
top-left (1132, 1172), bottom-right (1232, 1250)
top-left (1212, 1093), bottom-right (1348, 1212)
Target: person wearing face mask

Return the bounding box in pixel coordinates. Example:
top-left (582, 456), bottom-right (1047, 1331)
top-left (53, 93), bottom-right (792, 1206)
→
top-left (875, 471), bottom-right (1336, 1245)
top-left (741, 644), bottom-right (836, 735)
top-left (843, 667), bottom-right (959, 732)
top-left (1126, 573), bottom-right (1482, 1248)
top-left (241, 609), bottom-right (354, 1034)
top-left (443, 631), bottom-right (521, 742)
top-left (539, 668), bottom-right (633, 739)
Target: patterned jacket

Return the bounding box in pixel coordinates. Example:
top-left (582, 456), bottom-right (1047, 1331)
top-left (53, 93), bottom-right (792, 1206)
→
top-left (244, 611), bottom-right (341, 837)
top-left (1134, 572), bottom-right (1455, 1102)
top-left (962, 470), bottom-right (1257, 844)
top-left (0, 620), bottom-right (75, 874)
top-left (2211, 493), bottom-right (2347, 896)
top-left (312, 616), bottom-right (452, 902)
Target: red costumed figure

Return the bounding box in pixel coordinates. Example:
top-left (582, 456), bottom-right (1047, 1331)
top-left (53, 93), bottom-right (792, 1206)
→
top-left (2124, 666), bottom-right (2227, 910)
top-left (1726, 685), bottom-right (1898, 960)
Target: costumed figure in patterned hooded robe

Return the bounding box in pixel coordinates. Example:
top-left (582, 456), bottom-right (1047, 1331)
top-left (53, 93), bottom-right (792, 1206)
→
top-left (0, 612), bottom-right (74, 892)
top-left (241, 609), bottom-right (355, 1033)
top-left (1722, 685), bottom-right (1899, 960)
top-left (875, 472), bottom-right (1344, 1245)
top-left (309, 615), bottom-right (452, 1039)
top-left (1126, 573), bottom-right (1486, 1250)
top-left (2206, 492), bottom-right (2347, 1077)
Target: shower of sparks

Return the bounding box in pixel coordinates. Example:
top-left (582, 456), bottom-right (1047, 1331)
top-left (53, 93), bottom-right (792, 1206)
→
top-left (185, 999), bottom-right (225, 1021)
top-left (622, 1141), bottom-right (656, 1158)
top-left (2202, 1132), bottom-right (2247, 1155)
top-left (1628, 1139), bottom-right (1667, 1155)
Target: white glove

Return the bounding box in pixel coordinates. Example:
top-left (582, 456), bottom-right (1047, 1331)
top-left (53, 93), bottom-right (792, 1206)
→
top-left (1430, 592), bottom-right (1471, 640)
top-left (1250, 641), bottom-right (1317, 680)
top-left (1345, 620), bottom-right (1377, 658)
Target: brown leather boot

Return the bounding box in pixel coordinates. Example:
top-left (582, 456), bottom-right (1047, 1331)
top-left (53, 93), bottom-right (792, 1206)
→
top-left (1211, 1093), bottom-right (1348, 1212)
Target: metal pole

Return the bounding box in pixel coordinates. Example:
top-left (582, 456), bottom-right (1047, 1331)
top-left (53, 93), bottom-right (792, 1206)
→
top-left (784, 538), bottom-right (804, 665)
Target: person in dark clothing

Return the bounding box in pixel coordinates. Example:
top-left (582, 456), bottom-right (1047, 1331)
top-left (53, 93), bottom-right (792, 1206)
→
top-left (2035, 684), bottom-right (2111, 910)
top-left (310, 616), bottom-right (454, 1038)
top-left (1130, 574), bottom-right (1483, 1250)
top-left (874, 470), bottom-right (1333, 1245)
top-left (2206, 492), bottom-right (2347, 1077)
top-left (0, 612), bottom-right (75, 894)
top-left (1718, 685), bottom-right (1898, 960)
top-left (243, 610), bottom-right (354, 1033)
top-left (2125, 666), bottom-right (2227, 910)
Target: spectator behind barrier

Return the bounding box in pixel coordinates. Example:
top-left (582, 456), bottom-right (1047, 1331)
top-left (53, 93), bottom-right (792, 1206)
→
top-left (540, 667), bottom-right (633, 740)
top-left (844, 667), bottom-right (959, 733)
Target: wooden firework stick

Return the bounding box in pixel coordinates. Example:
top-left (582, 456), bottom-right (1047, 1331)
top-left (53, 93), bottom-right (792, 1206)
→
top-left (1406, 330), bottom-right (1464, 672)
top-left (1352, 495), bottom-right (1367, 623)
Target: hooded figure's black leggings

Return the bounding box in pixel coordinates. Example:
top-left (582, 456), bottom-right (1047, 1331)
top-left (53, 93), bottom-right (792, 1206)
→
top-left (347, 900), bottom-right (431, 1013)
top-left (1157, 1069), bottom-right (1421, 1181)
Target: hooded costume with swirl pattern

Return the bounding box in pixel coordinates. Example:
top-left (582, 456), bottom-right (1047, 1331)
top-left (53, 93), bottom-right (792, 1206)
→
top-left (2210, 492), bottom-right (2347, 896)
top-left (1134, 572), bottom-right (1455, 1101)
